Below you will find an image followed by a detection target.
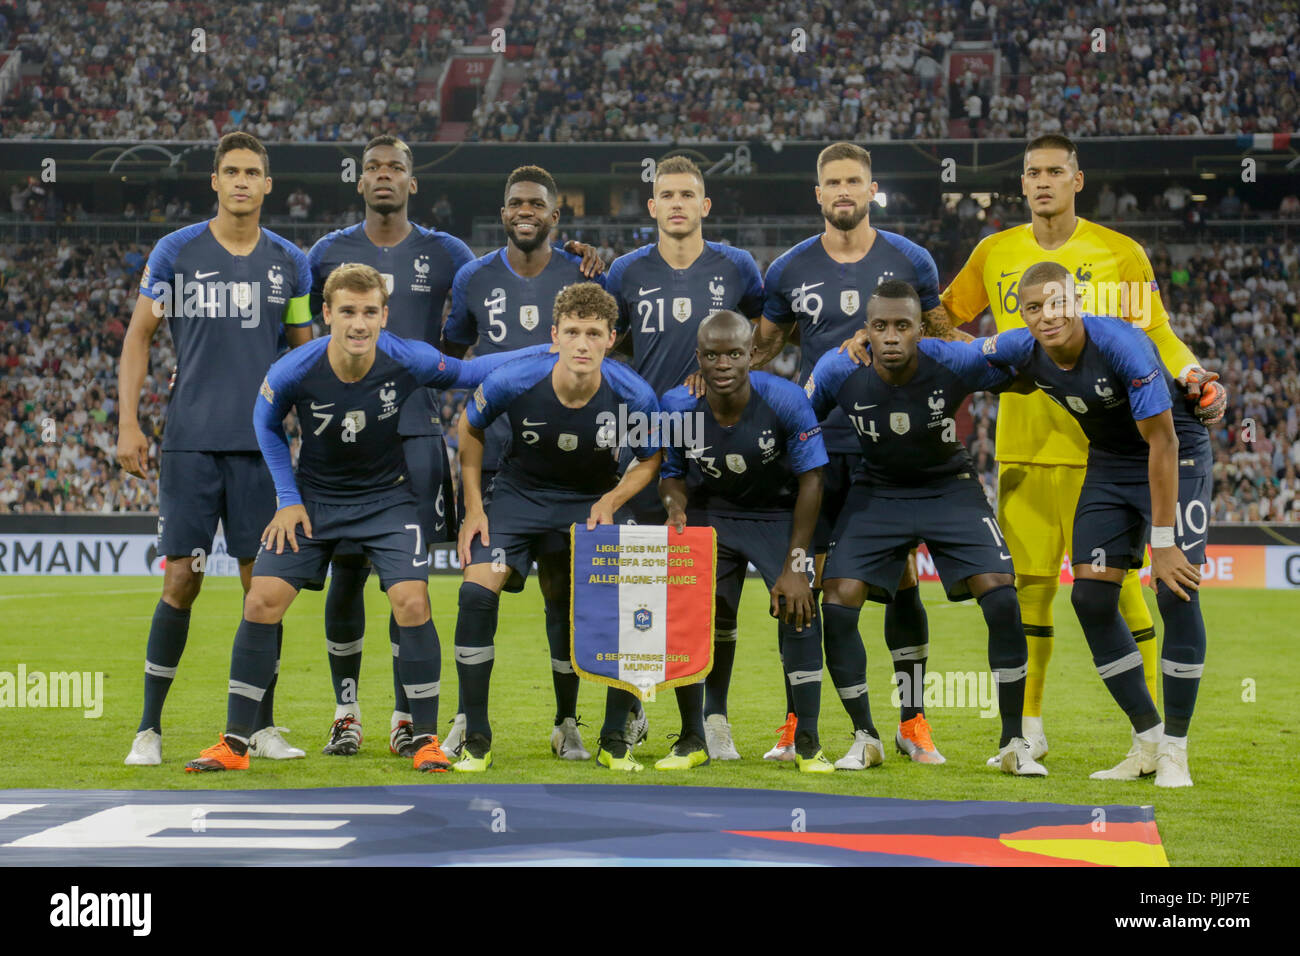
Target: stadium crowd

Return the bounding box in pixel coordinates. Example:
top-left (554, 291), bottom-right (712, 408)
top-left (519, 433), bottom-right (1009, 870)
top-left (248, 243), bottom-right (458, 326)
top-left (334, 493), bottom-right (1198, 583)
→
top-left (0, 0), bottom-right (1296, 142)
top-left (1, 228), bottom-right (1297, 519)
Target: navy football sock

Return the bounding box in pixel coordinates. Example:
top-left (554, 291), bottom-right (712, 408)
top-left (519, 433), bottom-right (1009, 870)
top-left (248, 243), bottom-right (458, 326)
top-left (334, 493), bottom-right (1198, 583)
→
top-left (978, 584), bottom-right (1028, 746)
top-left (703, 625), bottom-right (738, 718)
top-left (822, 601), bottom-right (877, 737)
top-left (675, 683), bottom-right (706, 741)
top-left (397, 620), bottom-right (441, 739)
top-left (138, 599), bottom-right (191, 734)
top-left (389, 613), bottom-right (410, 715)
top-left (454, 582), bottom-right (500, 741)
top-left (886, 585), bottom-right (929, 722)
top-left (780, 615), bottom-right (822, 746)
top-left (1156, 584), bottom-right (1207, 739)
top-left (601, 687), bottom-right (638, 746)
top-left (226, 619), bottom-right (280, 740)
top-left (1072, 578), bottom-right (1160, 732)
top-left (253, 623), bottom-right (283, 730)
top-left (545, 600), bottom-right (579, 723)
top-left (324, 562), bottom-right (367, 708)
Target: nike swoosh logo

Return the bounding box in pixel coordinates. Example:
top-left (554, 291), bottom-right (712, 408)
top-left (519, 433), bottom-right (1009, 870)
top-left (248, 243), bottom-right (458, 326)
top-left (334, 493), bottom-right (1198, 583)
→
top-left (194, 270), bottom-right (220, 279)
top-left (1166, 664), bottom-right (1202, 675)
top-left (1180, 539), bottom-right (1203, 551)
top-left (638, 286), bottom-right (661, 296)
top-left (853, 403), bottom-right (878, 410)
top-left (521, 419), bottom-right (545, 427)
top-left (1000, 552), bottom-right (1012, 561)
top-left (310, 402), bottom-right (334, 410)
top-left (1034, 381), bottom-right (1054, 389)
top-left (1000, 270), bottom-right (1019, 278)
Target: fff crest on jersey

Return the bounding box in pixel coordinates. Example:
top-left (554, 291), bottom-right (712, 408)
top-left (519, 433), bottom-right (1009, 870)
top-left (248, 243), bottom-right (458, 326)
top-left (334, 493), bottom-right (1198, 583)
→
top-left (672, 298), bottom-right (692, 323)
top-left (725, 453), bottom-right (747, 474)
top-left (413, 255), bottom-right (430, 277)
top-left (519, 304), bottom-right (540, 331)
top-left (890, 412), bottom-right (911, 435)
top-left (840, 289), bottom-right (860, 315)
top-left (557, 432), bottom-right (579, 452)
top-left (266, 265), bottom-right (283, 290)
top-left (1067, 395), bottom-right (1089, 414)
top-left (633, 606), bottom-right (653, 632)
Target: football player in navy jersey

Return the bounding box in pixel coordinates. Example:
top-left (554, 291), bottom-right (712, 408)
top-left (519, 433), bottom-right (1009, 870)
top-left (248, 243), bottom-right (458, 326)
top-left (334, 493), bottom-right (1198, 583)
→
top-left (453, 283), bottom-right (663, 772)
top-left (808, 281), bottom-right (1045, 775)
top-left (975, 261), bottom-right (1211, 787)
top-left (604, 156), bottom-right (765, 759)
top-left (747, 142), bottom-right (951, 762)
top-left (439, 165), bottom-right (607, 757)
top-left (307, 135), bottom-right (474, 760)
top-left (658, 311), bottom-right (833, 772)
top-left (183, 264), bottom-right (541, 774)
top-left (118, 133), bottom-right (313, 767)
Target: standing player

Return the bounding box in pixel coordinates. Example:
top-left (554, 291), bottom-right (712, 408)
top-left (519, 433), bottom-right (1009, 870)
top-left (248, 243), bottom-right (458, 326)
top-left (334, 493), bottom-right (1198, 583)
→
top-left (118, 132), bottom-right (313, 766)
top-left (939, 134), bottom-right (1226, 760)
top-left (658, 311), bottom-right (831, 772)
top-left (807, 282), bottom-right (1045, 774)
top-left (751, 142), bottom-right (948, 762)
top-left (453, 283), bottom-right (663, 772)
top-left (440, 165), bottom-right (606, 759)
top-left (976, 262), bottom-right (1211, 786)
top-left (183, 264), bottom-right (541, 773)
top-left (604, 155), bottom-right (764, 760)
top-left (307, 135), bottom-right (474, 760)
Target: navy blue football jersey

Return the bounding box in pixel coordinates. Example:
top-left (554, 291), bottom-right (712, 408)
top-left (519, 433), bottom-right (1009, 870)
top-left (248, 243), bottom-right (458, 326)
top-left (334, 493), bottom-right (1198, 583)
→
top-left (256, 333), bottom-right (543, 506)
top-left (444, 245), bottom-right (605, 469)
top-left (660, 371), bottom-right (828, 518)
top-left (140, 221), bottom-right (312, 452)
top-left (307, 222), bottom-right (473, 437)
top-left (605, 241), bottom-right (764, 393)
top-left (466, 353), bottom-right (660, 497)
top-left (975, 316), bottom-right (1212, 482)
top-left (765, 230), bottom-right (940, 453)
top-left (807, 339), bottom-right (1009, 495)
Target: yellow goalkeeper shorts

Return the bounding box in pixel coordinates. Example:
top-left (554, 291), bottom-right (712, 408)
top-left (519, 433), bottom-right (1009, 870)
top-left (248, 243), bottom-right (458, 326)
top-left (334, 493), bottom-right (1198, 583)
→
top-left (995, 462), bottom-right (1087, 577)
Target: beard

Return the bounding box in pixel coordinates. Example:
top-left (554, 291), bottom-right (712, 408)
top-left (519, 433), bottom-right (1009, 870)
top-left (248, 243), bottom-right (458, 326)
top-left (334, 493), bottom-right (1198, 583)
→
top-left (508, 219), bottom-right (552, 252)
top-left (823, 202), bottom-right (869, 232)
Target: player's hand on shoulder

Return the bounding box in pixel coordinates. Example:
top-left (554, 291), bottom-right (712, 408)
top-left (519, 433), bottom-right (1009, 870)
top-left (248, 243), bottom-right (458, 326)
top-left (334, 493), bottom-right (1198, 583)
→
top-left (458, 509), bottom-right (489, 568)
top-left (683, 370), bottom-right (707, 397)
top-left (1150, 545), bottom-right (1200, 601)
top-left (116, 422), bottom-right (151, 479)
top-left (564, 240), bottom-right (606, 278)
top-left (1182, 366), bottom-right (1226, 425)
top-left (771, 566), bottom-right (815, 632)
top-left (262, 504), bottom-right (312, 554)
top-left (837, 328), bottom-right (872, 366)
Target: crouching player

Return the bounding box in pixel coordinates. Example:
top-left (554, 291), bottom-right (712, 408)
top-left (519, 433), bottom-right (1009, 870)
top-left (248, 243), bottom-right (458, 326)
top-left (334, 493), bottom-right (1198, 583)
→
top-left (454, 282), bottom-right (663, 772)
top-left (184, 263), bottom-right (535, 773)
top-left (657, 311), bottom-right (831, 772)
top-left (977, 261), bottom-right (1210, 787)
top-left (807, 280), bottom-right (1046, 774)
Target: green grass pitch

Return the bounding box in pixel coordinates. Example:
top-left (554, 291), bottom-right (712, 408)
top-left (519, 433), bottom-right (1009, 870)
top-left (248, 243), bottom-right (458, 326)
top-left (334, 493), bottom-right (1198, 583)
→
top-left (1, 575), bottom-right (1297, 866)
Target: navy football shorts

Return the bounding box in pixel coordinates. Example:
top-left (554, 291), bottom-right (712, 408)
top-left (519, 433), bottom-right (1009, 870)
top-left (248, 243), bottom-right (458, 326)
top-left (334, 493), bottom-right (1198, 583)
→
top-left (813, 452), bottom-right (859, 553)
top-left (158, 451), bottom-right (275, 560)
top-left (1073, 457), bottom-right (1212, 571)
top-left (333, 433), bottom-right (450, 565)
top-left (254, 494), bottom-right (430, 592)
top-left (823, 477), bottom-right (1014, 602)
top-left (466, 477), bottom-right (603, 593)
top-left (703, 512), bottom-right (808, 629)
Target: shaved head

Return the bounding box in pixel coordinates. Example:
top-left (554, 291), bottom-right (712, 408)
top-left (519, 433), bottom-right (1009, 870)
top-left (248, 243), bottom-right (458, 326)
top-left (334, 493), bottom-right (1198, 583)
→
top-left (697, 309), bottom-right (753, 345)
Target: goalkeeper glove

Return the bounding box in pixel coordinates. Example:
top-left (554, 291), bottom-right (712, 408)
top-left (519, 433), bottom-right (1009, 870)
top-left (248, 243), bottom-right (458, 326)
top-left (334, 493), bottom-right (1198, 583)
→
top-left (1182, 366), bottom-right (1226, 425)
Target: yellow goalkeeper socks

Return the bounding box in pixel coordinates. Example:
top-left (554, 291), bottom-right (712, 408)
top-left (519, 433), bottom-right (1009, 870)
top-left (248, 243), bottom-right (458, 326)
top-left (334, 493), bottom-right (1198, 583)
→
top-left (1118, 569), bottom-right (1159, 705)
top-left (1018, 575), bottom-right (1059, 718)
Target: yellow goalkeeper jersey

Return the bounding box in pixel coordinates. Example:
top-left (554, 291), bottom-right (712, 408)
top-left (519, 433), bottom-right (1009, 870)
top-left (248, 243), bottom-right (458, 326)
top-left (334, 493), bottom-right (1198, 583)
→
top-left (941, 216), bottom-right (1199, 466)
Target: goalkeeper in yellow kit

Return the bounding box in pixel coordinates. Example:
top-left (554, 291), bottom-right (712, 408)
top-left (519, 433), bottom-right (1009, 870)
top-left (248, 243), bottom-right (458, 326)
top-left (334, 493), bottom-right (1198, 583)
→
top-left (937, 134), bottom-right (1226, 761)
